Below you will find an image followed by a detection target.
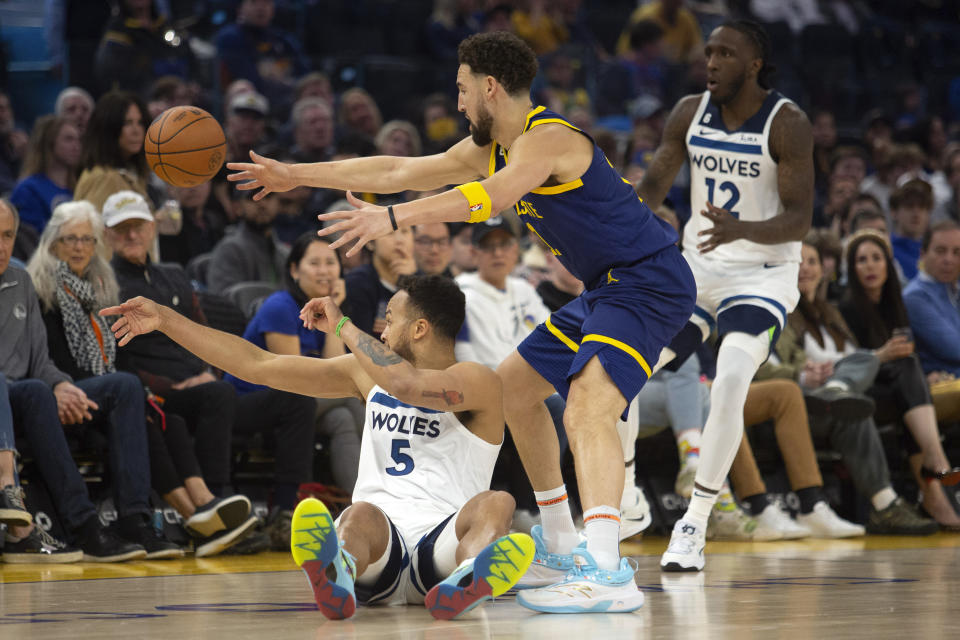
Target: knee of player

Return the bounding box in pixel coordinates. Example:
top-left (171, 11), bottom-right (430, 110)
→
top-left (339, 501), bottom-right (383, 530)
top-left (478, 490), bottom-right (516, 523)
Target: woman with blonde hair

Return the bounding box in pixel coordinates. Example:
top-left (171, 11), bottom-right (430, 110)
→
top-left (338, 87), bottom-right (383, 139)
top-left (374, 120), bottom-right (423, 158)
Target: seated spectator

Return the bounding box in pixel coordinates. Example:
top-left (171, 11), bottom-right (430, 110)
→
top-left (862, 144), bottom-right (925, 218)
top-left (889, 179), bottom-right (934, 280)
top-left (425, 0), bottom-right (480, 62)
top-left (848, 196), bottom-right (888, 235)
top-left (596, 20), bottom-right (665, 118)
top-left (0, 92), bottom-right (29, 196)
top-left (343, 226), bottom-right (416, 335)
top-left (29, 199), bottom-right (255, 555)
top-left (227, 232), bottom-right (361, 493)
top-left (447, 222), bottom-right (476, 277)
top-left (294, 72), bottom-right (334, 108)
top-left (207, 190), bottom-right (288, 294)
top-left (420, 93), bottom-right (462, 154)
top-left (0, 200), bottom-right (152, 562)
top-left (837, 231), bottom-right (960, 530)
top-left (10, 116), bottom-right (80, 235)
top-left (932, 146), bottom-right (960, 224)
top-left (813, 175), bottom-right (858, 233)
top-left (413, 222), bottom-right (453, 277)
top-left (289, 97), bottom-right (335, 163)
top-left (375, 120), bottom-right (422, 159)
top-left (812, 109), bottom-right (838, 192)
top-left (54, 87), bottom-right (94, 138)
top-left (758, 237), bottom-right (938, 534)
top-left (94, 0), bottom-right (198, 96)
top-left (106, 193), bottom-right (315, 548)
top-left (616, 0), bottom-right (703, 64)
top-left (337, 88), bottom-right (383, 140)
top-left (145, 75), bottom-right (192, 121)
top-left (214, 0), bottom-right (308, 114)
top-left (535, 248), bottom-right (583, 312)
top-left (511, 0), bottom-right (568, 55)
top-left (211, 91), bottom-right (271, 223)
top-left (158, 181), bottom-right (226, 268)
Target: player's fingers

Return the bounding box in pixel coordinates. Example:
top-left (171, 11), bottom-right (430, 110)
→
top-left (344, 190), bottom-right (366, 209)
top-left (233, 178), bottom-right (260, 190)
top-left (253, 187), bottom-right (272, 201)
top-left (318, 209), bottom-right (353, 222)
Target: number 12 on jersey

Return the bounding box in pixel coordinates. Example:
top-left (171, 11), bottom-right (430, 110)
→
top-left (386, 438), bottom-right (414, 476)
top-left (705, 178), bottom-right (741, 218)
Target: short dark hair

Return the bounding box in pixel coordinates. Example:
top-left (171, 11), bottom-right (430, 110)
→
top-left (628, 20), bottom-right (663, 51)
top-left (82, 90), bottom-right (149, 178)
top-left (284, 231), bottom-right (341, 306)
top-left (457, 32), bottom-right (538, 96)
top-left (889, 178), bottom-right (934, 212)
top-left (849, 207), bottom-right (887, 233)
top-left (397, 274), bottom-right (465, 342)
top-left (923, 220), bottom-right (960, 252)
top-left (722, 20), bottom-right (776, 89)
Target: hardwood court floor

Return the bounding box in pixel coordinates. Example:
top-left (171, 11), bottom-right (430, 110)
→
top-left (2, 534), bottom-right (959, 639)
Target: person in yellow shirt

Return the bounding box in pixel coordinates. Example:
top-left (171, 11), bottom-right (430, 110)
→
top-left (616, 0), bottom-right (703, 64)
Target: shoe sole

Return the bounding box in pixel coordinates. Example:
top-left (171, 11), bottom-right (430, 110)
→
top-left (619, 514), bottom-right (652, 541)
top-left (144, 547), bottom-right (186, 560)
top-left (805, 395), bottom-right (874, 421)
top-left (83, 549), bottom-right (148, 563)
top-left (2, 550), bottom-right (83, 564)
top-left (517, 591), bottom-right (645, 614)
top-left (196, 516), bottom-right (259, 557)
top-left (292, 498), bottom-right (355, 620)
top-left (425, 533), bottom-right (535, 620)
top-left (186, 495), bottom-right (252, 538)
top-left (0, 508), bottom-right (33, 527)
top-left (660, 559), bottom-right (704, 572)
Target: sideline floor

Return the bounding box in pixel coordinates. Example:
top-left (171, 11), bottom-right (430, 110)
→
top-left (2, 534), bottom-right (958, 639)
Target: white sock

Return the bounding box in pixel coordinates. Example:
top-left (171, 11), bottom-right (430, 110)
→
top-left (535, 485), bottom-right (579, 554)
top-left (871, 487), bottom-right (898, 511)
top-left (431, 517), bottom-right (462, 578)
top-left (583, 505), bottom-right (621, 571)
top-left (685, 487), bottom-right (718, 528)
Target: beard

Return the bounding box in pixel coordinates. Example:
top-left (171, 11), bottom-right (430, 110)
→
top-left (390, 337), bottom-right (415, 363)
top-left (708, 74), bottom-right (746, 106)
top-left (469, 104), bottom-right (495, 147)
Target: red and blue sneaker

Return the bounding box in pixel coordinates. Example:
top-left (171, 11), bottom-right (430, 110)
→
top-left (425, 532), bottom-right (535, 620)
top-left (291, 498), bottom-right (357, 620)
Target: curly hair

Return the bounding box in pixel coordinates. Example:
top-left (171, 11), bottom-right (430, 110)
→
top-left (457, 32), bottom-right (538, 96)
top-left (397, 274), bottom-right (465, 342)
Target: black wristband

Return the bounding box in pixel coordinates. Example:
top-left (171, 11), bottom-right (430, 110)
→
top-left (387, 205), bottom-right (398, 231)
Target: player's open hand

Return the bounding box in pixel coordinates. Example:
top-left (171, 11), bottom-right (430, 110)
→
top-left (99, 297), bottom-right (163, 346)
top-left (697, 201), bottom-right (743, 253)
top-left (300, 296), bottom-right (345, 334)
top-left (227, 151), bottom-right (297, 201)
top-left (317, 191), bottom-right (393, 258)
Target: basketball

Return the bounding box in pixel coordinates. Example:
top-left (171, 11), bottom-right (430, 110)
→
top-left (144, 106), bottom-right (226, 188)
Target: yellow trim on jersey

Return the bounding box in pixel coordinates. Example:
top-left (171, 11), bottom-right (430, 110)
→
top-left (525, 222), bottom-right (560, 255)
top-left (531, 179), bottom-right (584, 195)
top-left (523, 106), bottom-right (547, 132)
top-left (488, 145), bottom-right (497, 177)
top-left (581, 334), bottom-right (652, 377)
top-left (528, 118), bottom-right (583, 133)
top-left (546, 317), bottom-right (579, 352)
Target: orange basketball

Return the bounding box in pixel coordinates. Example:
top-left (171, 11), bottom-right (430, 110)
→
top-left (144, 106), bottom-right (226, 188)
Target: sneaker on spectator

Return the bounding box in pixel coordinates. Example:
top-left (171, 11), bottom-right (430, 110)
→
top-left (675, 457), bottom-right (698, 499)
top-left (866, 498), bottom-right (938, 536)
top-left (620, 485), bottom-right (652, 540)
top-left (185, 495), bottom-right (251, 538)
top-left (118, 514), bottom-right (183, 559)
top-left (264, 507), bottom-right (293, 551)
top-left (77, 520), bottom-right (148, 562)
top-left (195, 515), bottom-right (259, 557)
top-left (707, 503), bottom-right (782, 541)
top-left (2, 527), bottom-right (82, 563)
top-left (755, 502), bottom-right (810, 540)
top-left (797, 501), bottom-right (865, 538)
top-left (0, 484), bottom-right (33, 527)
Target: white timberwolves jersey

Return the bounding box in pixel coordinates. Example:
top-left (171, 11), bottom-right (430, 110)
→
top-left (684, 90), bottom-right (800, 266)
top-left (353, 385), bottom-right (501, 533)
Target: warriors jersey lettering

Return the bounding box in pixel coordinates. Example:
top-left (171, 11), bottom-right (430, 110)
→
top-left (489, 106), bottom-right (678, 289)
top-left (684, 90), bottom-right (800, 265)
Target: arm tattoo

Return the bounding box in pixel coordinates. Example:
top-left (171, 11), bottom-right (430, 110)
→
top-left (354, 333), bottom-right (404, 366)
top-left (422, 389), bottom-right (465, 406)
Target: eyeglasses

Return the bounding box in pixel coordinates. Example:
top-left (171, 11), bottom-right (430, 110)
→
top-left (58, 235), bottom-right (97, 247)
top-left (414, 236), bottom-right (451, 248)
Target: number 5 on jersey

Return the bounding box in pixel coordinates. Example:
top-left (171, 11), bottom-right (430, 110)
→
top-left (705, 178), bottom-right (741, 218)
top-left (386, 438), bottom-right (414, 476)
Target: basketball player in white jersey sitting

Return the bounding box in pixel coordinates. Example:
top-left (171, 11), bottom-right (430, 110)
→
top-left (637, 21), bottom-right (818, 571)
top-left (100, 274), bottom-right (535, 621)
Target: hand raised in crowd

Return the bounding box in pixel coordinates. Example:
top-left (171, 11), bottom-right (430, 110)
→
top-left (227, 150), bottom-right (298, 201)
top-left (875, 334), bottom-right (914, 363)
top-left (300, 296), bottom-right (345, 335)
top-left (53, 381), bottom-right (99, 425)
top-left (318, 191), bottom-right (393, 258)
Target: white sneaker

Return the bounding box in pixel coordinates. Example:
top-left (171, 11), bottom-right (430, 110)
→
top-left (755, 503), bottom-right (810, 540)
top-left (675, 457), bottom-right (698, 498)
top-left (660, 519), bottom-right (706, 572)
top-left (517, 548), bottom-right (644, 613)
top-left (706, 503), bottom-right (782, 541)
top-left (514, 525), bottom-right (578, 589)
top-left (619, 485), bottom-right (652, 540)
top-left (796, 501), bottom-right (865, 538)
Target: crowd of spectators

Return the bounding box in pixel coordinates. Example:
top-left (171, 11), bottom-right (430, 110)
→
top-left (3, 0), bottom-right (960, 562)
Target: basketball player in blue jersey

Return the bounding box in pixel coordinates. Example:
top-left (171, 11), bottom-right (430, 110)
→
top-left (101, 275), bottom-right (536, 621)
top-left (637, 21), bottom-right (814, 572)
top-left (227, 31), bottom-right (696, 612)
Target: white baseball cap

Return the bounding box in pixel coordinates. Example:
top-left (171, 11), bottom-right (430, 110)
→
top-left (229, 91), bottom-right (269, 117)
top-left (102, 191), bottom-right (154, 228)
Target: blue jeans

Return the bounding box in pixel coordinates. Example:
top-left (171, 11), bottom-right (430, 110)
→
top-left (5, 374), bottom-right (98, 530)
top-left (0, 373), bottom-right (17, 455)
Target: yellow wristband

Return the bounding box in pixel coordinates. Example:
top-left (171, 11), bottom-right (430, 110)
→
top-left (454, 181), bottom-right (493, 223)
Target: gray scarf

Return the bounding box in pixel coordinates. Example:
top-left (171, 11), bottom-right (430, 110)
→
top-left (54, 260), bottom-right (116, 375)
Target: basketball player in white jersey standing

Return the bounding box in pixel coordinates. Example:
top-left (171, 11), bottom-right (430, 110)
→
top-left (637, 21), bottom-right (814, 571)
top-left (100, 275), bottom-right (535, 620)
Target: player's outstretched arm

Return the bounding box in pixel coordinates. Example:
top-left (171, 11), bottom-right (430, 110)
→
top-left (226, 137), bottom-right (487, 201)
top-left (99, 297), bottom-right (366, 400)
top-left (302, 296), bottom-right (501, 415)
top-left (636, 95), bottom-right (701, 209)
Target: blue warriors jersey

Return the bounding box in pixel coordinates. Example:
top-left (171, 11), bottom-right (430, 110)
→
top-left (489, 106), bottom-right (678, 288)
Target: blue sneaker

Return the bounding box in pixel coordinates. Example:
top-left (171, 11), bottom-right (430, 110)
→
top-left (517, 548), bottom-right (644, 613)
top-left (513, 525), bottom-right (579, 589)
top-left (291, 498), bottom-right (357, 620)
top-left (425, 532), bottom-right (535, 620)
